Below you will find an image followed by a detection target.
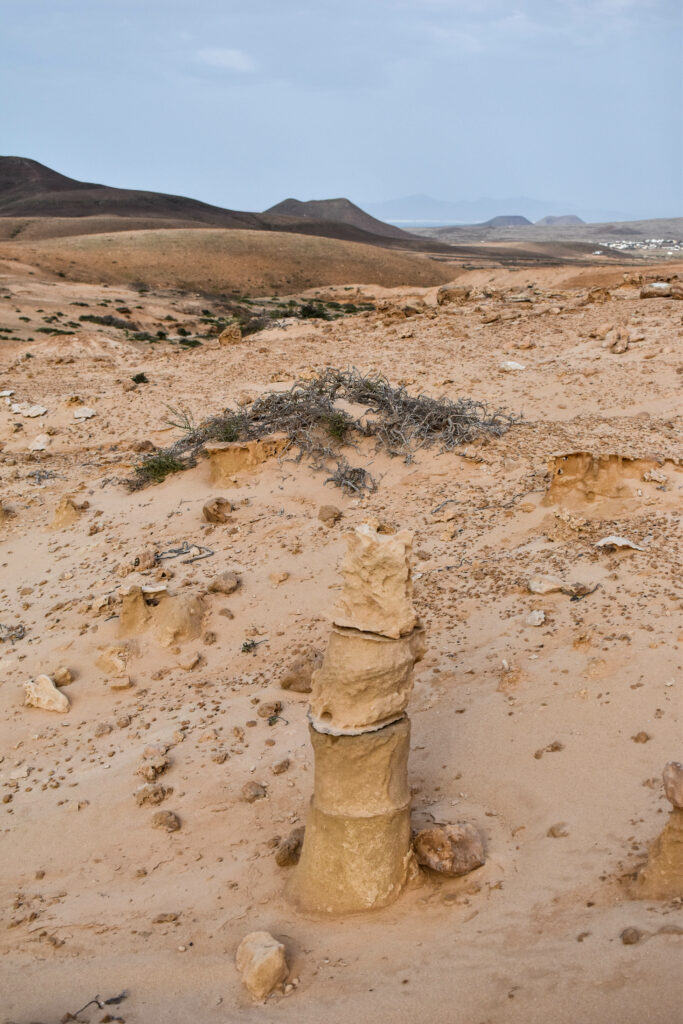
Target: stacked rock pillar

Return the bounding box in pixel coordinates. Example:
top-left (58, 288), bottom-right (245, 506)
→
top-left (289, 525), bottom-right (425, 914)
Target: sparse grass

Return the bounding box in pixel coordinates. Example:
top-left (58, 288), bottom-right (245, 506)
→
top-left (132, 452), bottom-right (185, 486)
top-left (128, 369), bottom-right (519, 493)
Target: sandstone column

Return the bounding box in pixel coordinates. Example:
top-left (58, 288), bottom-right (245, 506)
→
top-left (289, 524), bottom-right (425, 913)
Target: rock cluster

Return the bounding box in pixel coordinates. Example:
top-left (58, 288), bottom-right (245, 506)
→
top-left (635, 762), bottom-right (683, 900)
top-left (289, 525), bottom-right (424, 914)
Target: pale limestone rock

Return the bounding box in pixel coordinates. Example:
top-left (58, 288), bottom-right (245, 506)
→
top-left (207, 570), bottom-right (241, 595)
top-left (206, 434), bottom-right (289, 484)
top-left (413, 823), bottom-right (485, 876)
top-left (24, 675), bottom-right (70, 713)
top-left (118, 586), bottom-right (204, 646)
top-left (308, 719), bottom-right (410, 816)
top-left (436, 284), bottom-right (471, 306)
top-left (525, 610), bottom-right (545, 626)
top-left (309, 626), bottom-right (425, 732)
top-left (527, 574), bottom-right (566, 594)
top-left (203, 496), bottom-right (233, 523)
top-left (218, 323), bottom-right (242, 346)
top-left (663, 762), bottom-right (683, 809)
top-left (279, 648), bottom-right (322, 693)
top-left (50, 496), bottom-right (83, 529)
top-left (289, 803), bottom-right (412, 914)
top-left (236, 931), bottom-right (288, 1001)
top-left (331, 525), bottom-right (417, 639)
top-left (318, 504), bottom-right (342, 528)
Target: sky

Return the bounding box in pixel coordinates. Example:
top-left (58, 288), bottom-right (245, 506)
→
top-left (1, 0), bottom-right (681, 219)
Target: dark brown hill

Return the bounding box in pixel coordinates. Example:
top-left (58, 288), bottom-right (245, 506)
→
top-left (264, 197), bottom-right (410, 239)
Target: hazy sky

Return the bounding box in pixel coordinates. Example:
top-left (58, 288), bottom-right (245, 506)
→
top-left (1, 0), bottom-right (681, 217)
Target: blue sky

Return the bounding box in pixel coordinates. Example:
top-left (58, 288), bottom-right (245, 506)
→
top-left (1, 0), bottom-right (681, 218)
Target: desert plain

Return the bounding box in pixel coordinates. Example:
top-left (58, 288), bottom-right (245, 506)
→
top-left (0, 227), bottom-right (681, 1024)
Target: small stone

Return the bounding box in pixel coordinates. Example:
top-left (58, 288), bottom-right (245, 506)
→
top-left (203, 497), bottom-right (233, 523)
top-left (208, 571), bottom-right (241, 595)
top-left (73, 406), bottom-right (96, 420)
top-left (137, 746), bottom-right (170, 781)
top-left (499, 360), bottom-right (525, 372)
top-left (632, 732), bottom-right (651, 744)
top-left (271, 758), bottom-right (290, 775)
top-left (269, 571), bottom-right (289, 586)
top-left (318, 505), bottom-right (341, 528)
top-left (525, 609), bottom-right (545, 626)
top-left (279, 648), bottom-right (322, 693)
top-left (151, 810), bottom-right (181, 832)
top-left (242, 781), bottom-right (267, 803)
top-left (52, 666), bottom-right (73, 686)
top-left (236, 931), bottom-right (288, 1001)
top-left (24, 675), bottom-right (70, 713)
top-left (662, 762), bottom-right (683, 808)
top-left (257, 701), bottom-right (282, 719)
top-left (152, 912), bottom-right (179, 923)
top-left (547, 822), bottom-right (569, 838)
top-left (274, 826), bottom-right (305, 867)
top-left (218, 323), bottom-right (242, 346)
top-left (621, 927), bottom-right (641, 945)
top-left (135, 783), bottom-right (173, 806)
top-left (413, 822), bottom-right (485, 876)
top-left (527, 574), bottom-right (566, 594)
top-left (94, 722), bottom-right (113, 738)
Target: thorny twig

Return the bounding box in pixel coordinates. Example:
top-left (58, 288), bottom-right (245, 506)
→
top-left (128, 368), bottom-right (519, 494)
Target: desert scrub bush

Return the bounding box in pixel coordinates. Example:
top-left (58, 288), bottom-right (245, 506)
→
top-left (133, 452), bottom-right (185, 486)
top-left (79, 314), bottom-right (138, 331)
top-left (127, 369), bottom-right (519, 494)
top-left (131, 372), bottom-right (149, 384)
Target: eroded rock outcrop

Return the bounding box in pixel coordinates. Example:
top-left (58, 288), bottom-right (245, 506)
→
top-left (634, 762), bottom-right (683, 900)
top-left (289, 525), bottom-right (423, 914)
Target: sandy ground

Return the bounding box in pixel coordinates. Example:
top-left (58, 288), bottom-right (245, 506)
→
top-left (0, 258), bottom-right (682, 1024)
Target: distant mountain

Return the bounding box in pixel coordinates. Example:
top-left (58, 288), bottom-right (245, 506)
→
top-left (536, 215), bottom-right (585, 226)
top-left (360, 193), bottom-right (631, 226)
top-left (0, 157), bottom-right (459, 255)
top-left (264, 197), bottom-right (409, 239)
top-left (480, 215), bottom-right (531, 227)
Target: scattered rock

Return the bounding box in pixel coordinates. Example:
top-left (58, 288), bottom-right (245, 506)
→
top-left (242, 781), bottom-right (267, 803)
top-left (218, 323), bottom-right (242, 346)
top-left (527, 575), bottom-right (565, 594)
top-left (274, 826), bottom-right (305, 866)
top-left (525, 609), bottom-right (545, 626)
top-left (74, 406), bottom-right (96, 420)
top-left (547, 822), bottom-right (569, 838)
top-left (11, 402), bottom-right (47, 418)
top-left (257, 700), bottom-right (282, 719)
top-left (208, 570), bottom-right (241, 596)
top-left (663, 762), bottom-right (683, 808)
top-left (621, 927), bottom-right (642, 945)
top-left (318, 505), bottom-right (342, 528)
top-left (151, 810), bottom-right (181, 832)
top-left (595, 535), bottom-right (645, 552)
top-left (269, 571), bottom-right (290, 586)
top-left (135, 783), bottom-right (173, 806)
top-left (94, 722), bottom-right (113, 738)
top-left (413, 822), bottom-right (485, 876)
top-left (436, 284), bottom-right (471, 306)
top-left (153, 912), bottom-right (179, 924)
top-left (52, 666), bottom-right (73, 686)
top-left (632, 732), bottom-right (651, 744)
top-left (640, 282), bottom-right (671, 298)
top-left (50, 496), bottom-right (84, 529)
top-left (203, 497), bottom-right (233, 523)
top-left (271, 758), bottom-right (290, 775)
top-left (236, 931), bottom-right (288, 1001)
top-left (24, 675), bottom-right (70, 713)
top-left (28, 433), bottom-right (50, 452)
top-left (534, 740), bottom-right (564, 759)
top-left (137, 746), bottom-right (170, 781)
top-left (499, 360), bottom-right (525, 372)
top-left (279, 648), bottom-right (322, 692)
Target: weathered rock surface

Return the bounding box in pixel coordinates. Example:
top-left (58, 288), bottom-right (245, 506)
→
top-left (279, 647), bottom-right (322, 692)
top-left (203, 496), bottom-right (233, 523)
top-left (635, 808), bottom-right (683, 900)
top-left (218, 323), bottom-right (242, 345)
top-left (242, 781), bottom-right (267, 803)
top-left (309, 625), bottom-right (425, 732)
top-left (207, 570), bottom-right (241, 595)
top-left (24, 674), bottom-right (70, 713)
top-left (275, 826), bottom-right (305, 866)
top-left (663, 762), bottom-right (683, 808)
top-left (151, 810), bottom-right (181, 832)
top-left (331, 524), bottom-right (417, 639)
top-left (318, 504), bottom-right (342, 528)
top-left (413, 822), bottom-right (485, 876)
top-left (436, 284), bottom-right (471, 306)
top-left (235, 931), bottom-right (288, 1001)
top-left (206, 434), bottom-right (289, 484)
